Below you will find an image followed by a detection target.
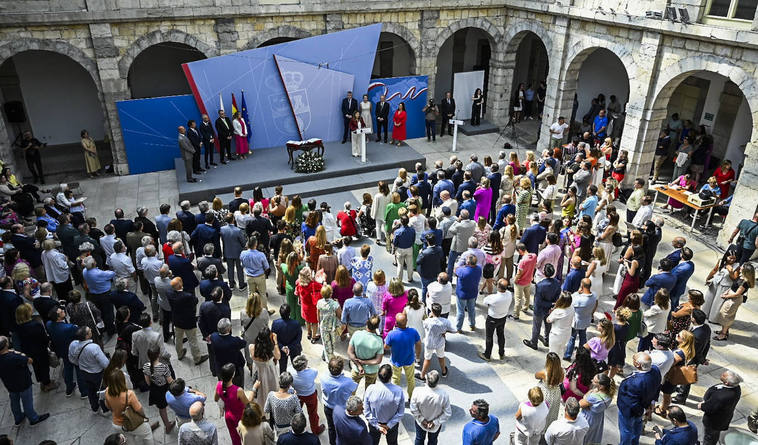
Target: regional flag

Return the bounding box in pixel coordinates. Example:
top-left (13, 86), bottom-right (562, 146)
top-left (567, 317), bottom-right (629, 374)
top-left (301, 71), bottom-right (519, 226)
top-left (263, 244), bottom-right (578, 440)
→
top-left (241, 90), bottom-right (252, 142)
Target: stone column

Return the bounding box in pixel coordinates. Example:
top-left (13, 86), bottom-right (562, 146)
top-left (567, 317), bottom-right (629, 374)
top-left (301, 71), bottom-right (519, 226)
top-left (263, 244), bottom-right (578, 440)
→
top-left (0, 112), bottom-right (18, 174)
top-left (617, 31), bottom-right (664, 187)
top-left (325, 14), bottom-right (344, 33)
top-left (537, 17), bottom-right (570, 149)
top-left (487, 54), bottom-right (508, 128)
top-left (214, 18), bottom-right (238, 54)
top-left (419, 10), bottom-right (440, 99)
top-left (722, 142), bottom-right (758, 246)
top-left (89, 23), bottom-right (130, 175)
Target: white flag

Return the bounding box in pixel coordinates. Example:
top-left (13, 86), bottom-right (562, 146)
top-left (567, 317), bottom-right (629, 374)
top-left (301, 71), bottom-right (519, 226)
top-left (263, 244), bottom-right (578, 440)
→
top-left (219, 92), bottom-right (225, 114)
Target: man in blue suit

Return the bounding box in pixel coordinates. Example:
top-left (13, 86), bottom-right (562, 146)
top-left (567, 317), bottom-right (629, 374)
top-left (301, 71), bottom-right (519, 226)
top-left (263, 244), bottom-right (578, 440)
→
top-left (520, 214), bottom-right (546, 255)
top-left (457, 190), bottom-right (476, 219)
top-left (110, 277), bottom-right (146, 318)
top-left (641, 258), bottom-right (677, 307)
top-left (523, 264), bottom-right (560, 350)
top-left (670, 247), bottom-right (695, 308)
top-left (198, 265), bottom-right (232, 302)
top-left (168, 243), bottom-right (199, 296)
top-left (176, 201), bottom-right (197, 238)
top-left (0, 277), bottom-right (24, 345)
top-left (341, 91), bottom-right (358, 144)
top-left (191, 213), bottom-right (221, 259)
top-left (455, 171), bottom-right (476, 202)
top-left (220, 214), bottom-right (247, 289)
top-left (617, 352), bottom-right (662, 445)
top-left (432, 171), bottom-right (454, 208)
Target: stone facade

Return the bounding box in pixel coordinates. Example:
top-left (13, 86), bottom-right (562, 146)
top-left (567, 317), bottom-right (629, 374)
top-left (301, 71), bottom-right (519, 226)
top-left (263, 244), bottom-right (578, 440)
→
top-left (0, 0), bottom-right (757, 246)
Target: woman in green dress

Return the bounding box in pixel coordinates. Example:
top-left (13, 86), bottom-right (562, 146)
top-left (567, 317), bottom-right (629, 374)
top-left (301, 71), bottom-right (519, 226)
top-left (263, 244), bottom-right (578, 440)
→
top-left (515, 176), bottom-right (533, 233)
top-left (383, 192), bottom-right (406, 253)
top-left (281, 251), bottom-right (304, 324)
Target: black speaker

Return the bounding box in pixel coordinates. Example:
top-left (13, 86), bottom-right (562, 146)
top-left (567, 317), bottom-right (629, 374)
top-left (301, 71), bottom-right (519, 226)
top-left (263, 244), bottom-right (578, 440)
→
top-left (3, 101), bottom-right (25, 123)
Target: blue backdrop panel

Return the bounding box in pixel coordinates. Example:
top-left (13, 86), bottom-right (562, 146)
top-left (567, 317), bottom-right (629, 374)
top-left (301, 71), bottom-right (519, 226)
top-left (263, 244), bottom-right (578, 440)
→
top-left (182, 24), bottom-right (381, 149)
top-left (274, 55), bottom-right (355, 141)
top-left (367, 76), bottom-right (428, 140)
top-left (116, 94), bottom-right (202, 174)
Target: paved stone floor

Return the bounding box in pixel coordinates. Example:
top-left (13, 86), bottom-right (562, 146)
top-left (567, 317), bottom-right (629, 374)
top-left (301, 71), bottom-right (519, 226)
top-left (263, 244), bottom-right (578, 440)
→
top-left (1, 131), bottom-right (756, 444)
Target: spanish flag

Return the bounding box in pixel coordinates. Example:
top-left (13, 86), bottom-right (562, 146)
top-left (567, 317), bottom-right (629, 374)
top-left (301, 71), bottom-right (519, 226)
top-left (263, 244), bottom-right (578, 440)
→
top-left (231, 93), bottom-right (239, 118)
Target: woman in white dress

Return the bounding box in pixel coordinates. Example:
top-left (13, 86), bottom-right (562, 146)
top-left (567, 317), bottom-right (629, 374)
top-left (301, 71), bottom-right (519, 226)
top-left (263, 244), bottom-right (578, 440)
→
top-left (371, 181), bottom-right (391, 245)
top-left (546, 292), bottom-right (575, 355)
top-left (595, 211), bottom-right (618, 267)
top-left (360, 94), bottom-right (373, 132)
top-left (586, 247), bottom-right (608, 299)
top-left (702, 251), bottom-right (739, 323)
top-left (403, 289), bottom-right (426, 365)
top-left (514, 386), bottom-right (549, 445)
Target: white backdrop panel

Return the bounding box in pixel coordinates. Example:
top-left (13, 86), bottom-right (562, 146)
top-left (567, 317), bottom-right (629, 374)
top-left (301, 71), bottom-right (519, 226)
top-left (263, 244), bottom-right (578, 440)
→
top-left (453, 70), bottom-right (484, 121)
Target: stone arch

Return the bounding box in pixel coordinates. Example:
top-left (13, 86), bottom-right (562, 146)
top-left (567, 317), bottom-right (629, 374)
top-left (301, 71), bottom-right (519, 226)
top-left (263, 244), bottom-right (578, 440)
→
top-left (434, 17), bottom-right (504, 55)
top-left (0, 38), bottom-right (102, 91)
top-left (243, 26), bottom-right (313, 50)
top-left (502, 20), bottom-right (553, 56)
top-left (380, 22), bottom-right (420, 61)
top-left (118, 29), bottom-right (217, 79)
top-left (652, 56), bottom-right (758, 143)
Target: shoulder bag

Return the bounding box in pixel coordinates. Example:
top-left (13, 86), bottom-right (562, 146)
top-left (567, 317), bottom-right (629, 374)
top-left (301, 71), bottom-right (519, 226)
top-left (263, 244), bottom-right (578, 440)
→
top-left (86, 301), bottom-right (105, 335)
top-left (121, 391), bottom-right (148, 432)
top-left (666, 364), bottom-right (698, 386)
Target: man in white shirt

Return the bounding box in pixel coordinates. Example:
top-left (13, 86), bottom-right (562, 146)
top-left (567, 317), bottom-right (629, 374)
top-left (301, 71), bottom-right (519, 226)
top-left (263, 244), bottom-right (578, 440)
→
top-left (544, 398), bottom-right (589, 444)
top-left (435, 190), bottom-right (458, 219)
top-left (109, 240), bottom-right (137, 292)
top-left (409, 370), bottom-right (451, 444)
top-left (649, 333), bottom-right (675, 378)
top-left (549, 116), bottom-right (569, 148)
top-left (631, 195), bottom-right (654, 228)
top-left (100, 224), bottom-right (117, 266)
top-left (426, 272), bottom-right (452, 318)
top-left (478, 279), bottom-right (512, 362)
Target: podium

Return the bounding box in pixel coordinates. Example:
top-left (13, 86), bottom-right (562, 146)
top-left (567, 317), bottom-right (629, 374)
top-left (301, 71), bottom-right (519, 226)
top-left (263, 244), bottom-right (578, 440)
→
top-left (354, 127), bottom-right (372, 163)
top-left (450, 119), bottom-right (464, 152)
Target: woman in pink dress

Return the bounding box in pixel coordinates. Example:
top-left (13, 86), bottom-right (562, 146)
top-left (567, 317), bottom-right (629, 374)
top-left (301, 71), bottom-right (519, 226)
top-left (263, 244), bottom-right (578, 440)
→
top-left (232, 111), bottom-right (250, 159)
top-left (391, 102), bottom-right (407, 147)
top-left (381, 277), bottom-right (408, 337)
top-left (665, 173), bottom-right (696, 211)
top-left (214, 363), bottom-right (251, 445)
top-left (473, 177), bottom-right (493, 221)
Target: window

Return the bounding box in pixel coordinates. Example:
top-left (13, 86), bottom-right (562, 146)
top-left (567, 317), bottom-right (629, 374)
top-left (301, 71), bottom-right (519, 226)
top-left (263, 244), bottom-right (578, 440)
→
top-left (707, 0), bottom-right (757, 20)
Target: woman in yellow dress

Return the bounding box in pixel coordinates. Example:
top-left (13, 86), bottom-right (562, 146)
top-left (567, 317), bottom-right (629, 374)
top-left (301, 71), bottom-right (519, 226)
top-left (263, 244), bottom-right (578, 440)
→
top-left (80, 130), bottom-right (101, 177)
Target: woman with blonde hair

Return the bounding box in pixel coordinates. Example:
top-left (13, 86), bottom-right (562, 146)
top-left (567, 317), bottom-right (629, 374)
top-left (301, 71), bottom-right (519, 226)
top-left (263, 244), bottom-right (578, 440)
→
top-left (607, 307), bottom-right (631, 379)
top-left (392, 168), bottom-right (410, 193)
top-left (515, 176), bottom-right (533, 232)
top-left (104, 369), bottom-right (158, 444)
top-left (499, 214), bottom-right (518, 280)
top-left (281, 250), bottom-right (304, 325)
top-left (500, 164), bottom-right (515, 199)
top-left (473, 177), bottom-right (493, 221)
top-left (241, 293), bottom-right (270, 369)
top-left (305, 225), bottom-right (327, 270)
top-left (584, 318), bottom-right (615, 372)
top-left (514, 386), bottom-right (548, 445)
top-left (383, 192), bottom-right (406, 252)
top-left (524, 150), bottom-right (537, 172)
top-left (546, 292), bottom-right (574, 355)
top-left (295, 266), bottom-right (322, 341)
top-left (586, 246), bottom-right (608, 299)
top-left (210, 197), bottom-right (229, 222)
top-left (534, 352), bottom-right (564, 433)
top-left (235, 202), bottom-right (252, 229)
top-left (366, 269), bottom-right (388, 330)
top-left (509, 151), bottom-right (522, 174)
top-left (316, 285), bottom-right (341, 360)
top-left (579, 373), bottom-right (615, 445)
top-left (15, 303), bottom-right (57, 392)
top-left (655, 329), bottom-right (695, 417)
top-left (371, 181), bottom-right (391, 245)
top-left (331, 264), bottom-right (356, 308)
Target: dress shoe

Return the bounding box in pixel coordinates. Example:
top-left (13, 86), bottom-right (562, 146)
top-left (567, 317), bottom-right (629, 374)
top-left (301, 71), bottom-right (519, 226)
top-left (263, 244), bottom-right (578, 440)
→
top-left (194, 355), bottom-right (209, 365)
top-left (30, 413), bottom-right (50, 425)
top-left (523, 339), bottom-right (538, 350)
top-left (477, 351), bottom-right (491, 362)
top-left (188, 178), bottom-right (198, 183)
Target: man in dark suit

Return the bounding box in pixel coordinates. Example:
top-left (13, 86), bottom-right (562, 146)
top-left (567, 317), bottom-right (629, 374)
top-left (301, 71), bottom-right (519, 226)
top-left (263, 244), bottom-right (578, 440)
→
top-left (186, 120), bottom-right (204, 175)
top-left (341, 91), bottom-right (358, 144)
top-left (375, 94), bottom-right (390, 143)
top-left (110, 208), bottom-right (135, 243)
top-left (198, 114), bottom-right (217, 169)
top-left (699, 370), bottom-right (742, 445)
top-left (110, 277), bottom-right (146, 318)
top-left (176, 201), bottom-right (197, 236)
top-left (191, 214), bottom-right (221, 259)
top-left (198, 265), bottom-right (232, 302)
top-left (439, 91), bottom-right (456, 136)
top-left (10, 224), bottom-right (42, 269)
top-left (168, 277), bottom-right (208, 364)
top-left (199, 288), bottom-right (232, 377)
top-left (674, 309), bottom-right (711, 403)
top-left (167, 243), bottom-right (199, 296)
top-left (246, 206), bottom-right (274, 258)
top-left (209, 317), bottom-right (245, 385)
top-left (214, 109), bottom-right (234, 163)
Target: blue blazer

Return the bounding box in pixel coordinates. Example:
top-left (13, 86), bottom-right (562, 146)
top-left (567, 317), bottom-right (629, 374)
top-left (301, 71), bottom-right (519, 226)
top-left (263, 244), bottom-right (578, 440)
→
top-left (534, 278), bottom-right (561, 315)
top-left (641, 271), bottom-right (677, 306)
top-left (220, 224), bottom-right (246, 260)
top-left (191, 223), bottom-right (221, 258)
top-left (670, 261), bottom-right (695, 304)
top-left (618, 366), bottom-right (661, 418)
top-left (168, 254), bottom-right (199, 291)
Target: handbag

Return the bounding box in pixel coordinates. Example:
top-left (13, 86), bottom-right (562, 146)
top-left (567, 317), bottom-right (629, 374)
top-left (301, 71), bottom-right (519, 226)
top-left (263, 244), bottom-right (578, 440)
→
top-left (612, 262), bottom-right (628, 295)
top-left (86, 301), bottom-right (105, 333)
top-left (121, 391), bottom-right (148, 432)
top-left (48, 349), bottom-right (60, 368)
top-left (638, 318), bottom-right (648, 338)
top-left (666, 364), bottom-right (698, 386)
top-left (612, 232), bottom-right (624, 247)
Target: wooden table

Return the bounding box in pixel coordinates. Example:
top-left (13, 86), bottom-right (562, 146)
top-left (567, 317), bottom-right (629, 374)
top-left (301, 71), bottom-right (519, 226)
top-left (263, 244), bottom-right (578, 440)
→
top-left (286, 138), bottom-right (324, 168)
top-left (651, 185), bottom-right (718, 231)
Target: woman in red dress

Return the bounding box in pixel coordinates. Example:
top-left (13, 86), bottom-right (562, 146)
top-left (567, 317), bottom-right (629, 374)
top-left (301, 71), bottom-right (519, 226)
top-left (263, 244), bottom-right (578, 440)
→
top-left (713, 159), bottom-right (736, 200)
top-left (391, 102), bottom-right (407, 147)
top-left (614, 231), bottom-right (644, 310)
top-left (295, 266), bottom-right (322, 342)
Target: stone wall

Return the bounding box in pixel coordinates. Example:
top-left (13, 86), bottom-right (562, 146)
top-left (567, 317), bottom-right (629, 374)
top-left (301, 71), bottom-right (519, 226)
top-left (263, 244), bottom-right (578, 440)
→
top-left (0, 0), bottom-right (757, 246)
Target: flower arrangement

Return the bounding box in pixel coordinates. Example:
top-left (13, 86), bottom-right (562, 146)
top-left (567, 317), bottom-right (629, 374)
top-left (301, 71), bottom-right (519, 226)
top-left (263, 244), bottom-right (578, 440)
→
top-left (294, 150), bottom-right (325, 173)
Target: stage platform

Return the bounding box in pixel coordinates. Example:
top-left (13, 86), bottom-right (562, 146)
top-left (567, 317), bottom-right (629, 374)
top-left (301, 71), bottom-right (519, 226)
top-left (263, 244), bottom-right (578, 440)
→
top-left (460, 119), bottom-right (499, 136)
top-left (175, 140), bottom-right (426, 203)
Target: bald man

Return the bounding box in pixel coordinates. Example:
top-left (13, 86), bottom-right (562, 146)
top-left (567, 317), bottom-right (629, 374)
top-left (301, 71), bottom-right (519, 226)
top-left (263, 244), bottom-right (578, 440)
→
top-left (178, 125), bottom-right (199, 183)
top-left (167, 277), bottom-right (207, 365)
top-left (384, 312), bottom-right (421, 399)
top-left (178, 401), bottom-right (217, 444)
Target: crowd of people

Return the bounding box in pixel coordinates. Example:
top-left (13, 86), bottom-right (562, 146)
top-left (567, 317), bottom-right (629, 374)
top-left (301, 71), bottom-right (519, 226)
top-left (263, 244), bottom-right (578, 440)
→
top-left (0, 105), bottom-right (754, 445)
